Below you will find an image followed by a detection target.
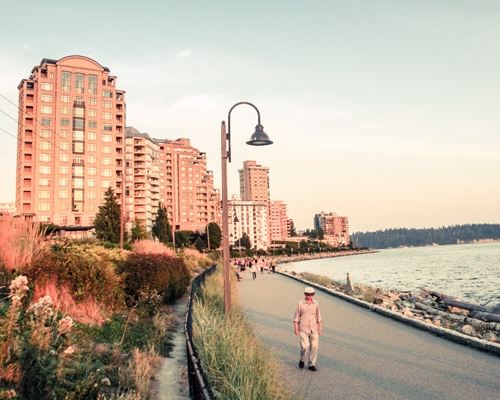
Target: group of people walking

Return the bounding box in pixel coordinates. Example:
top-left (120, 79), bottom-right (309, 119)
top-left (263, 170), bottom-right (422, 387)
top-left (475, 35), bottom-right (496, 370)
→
top-left (233, 257), bottom-right (277, 280)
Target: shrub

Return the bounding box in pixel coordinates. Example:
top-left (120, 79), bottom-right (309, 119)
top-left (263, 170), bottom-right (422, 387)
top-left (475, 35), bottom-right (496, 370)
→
top-left (26, 241), bottom-right (125, 312)
top-left (122, 252), bottom-right (190, 304)
top-left (132, 240), bottom-right (173, 256)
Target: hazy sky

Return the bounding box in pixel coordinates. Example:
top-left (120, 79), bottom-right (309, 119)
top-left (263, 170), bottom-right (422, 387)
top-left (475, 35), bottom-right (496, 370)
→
top-left (1, 0), bottom-right (499, 232)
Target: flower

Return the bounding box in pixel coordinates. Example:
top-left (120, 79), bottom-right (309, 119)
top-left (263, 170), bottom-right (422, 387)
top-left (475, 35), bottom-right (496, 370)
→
top-left (58, 316), bottom-right (74, 334)
top-left (63, 346), bottom-right (75, 355)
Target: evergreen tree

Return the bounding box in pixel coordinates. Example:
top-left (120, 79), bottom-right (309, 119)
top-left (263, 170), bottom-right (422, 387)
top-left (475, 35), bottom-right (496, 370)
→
top-left (289, 219), bottom-right (297, 237)
top-left (94, 187), bottom-right (123, 243)
top-left (206, 222), bottom-right (221, 249)
top-left (130, 218), bottom-right (150, 242)
top-left (152, 204), bottom-right (172, 244)
top-left (317, 227), bottom-right (325, 240)
top-left (239, 233), bottom-right (252, 249)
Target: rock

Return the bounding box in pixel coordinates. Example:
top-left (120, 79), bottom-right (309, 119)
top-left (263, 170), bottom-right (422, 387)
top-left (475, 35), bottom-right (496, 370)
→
top-left (373, 297), bottom-right (384, 305)
top-left (402, 309), bottom-right (414, 317)
top-left (433, 319), bottom-right (442, 327)
top-left (483, 332), bottom-right (497, 343)
top-left (461, 325), bottom-right (476, 337)
top-left (446, 305), bottom-right (470, 315)
top-left (387, 292), bottom-right (400, 301)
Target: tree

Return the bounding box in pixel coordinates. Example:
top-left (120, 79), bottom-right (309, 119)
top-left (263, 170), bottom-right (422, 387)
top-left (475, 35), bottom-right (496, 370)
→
top-left (152, 204), bottom-right (172, 244)
top-left (206, 222), bottom-right (221, 249)
top-left (194, 236), bottom-right (205, 252)
top-left (130, 218), bottom-right (150, 242)
top-left (239, 233), bottom-right (252, 249)
top-left (94, 187), bottom-right (123, 243)
top-left (317, 228), bottom-right (325, 240)
top-left (289, 219), bottom-right (297, 237)
top-left (175, 230), bottom-right (194, 247)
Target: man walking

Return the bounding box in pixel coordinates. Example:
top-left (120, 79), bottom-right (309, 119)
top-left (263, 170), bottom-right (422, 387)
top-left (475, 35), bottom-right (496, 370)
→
top-left (294, 287), bottom-right (322, 371)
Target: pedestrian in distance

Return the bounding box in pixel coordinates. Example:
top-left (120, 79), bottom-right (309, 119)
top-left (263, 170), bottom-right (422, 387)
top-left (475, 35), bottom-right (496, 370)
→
top-left (251, 261), bottom-right (258, 279)
top-left (271, 259), bottom-right (276, 274)
top-left (294, 287), bottom-right (322, 371)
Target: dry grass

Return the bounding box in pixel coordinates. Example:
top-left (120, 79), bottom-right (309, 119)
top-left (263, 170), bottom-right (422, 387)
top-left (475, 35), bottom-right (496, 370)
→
top-left (121, 346), bottom-right (163, 399)
top-left (132, 240), bottom-right (174, 255)
top-left (33, 281), bottom-right (108, 326)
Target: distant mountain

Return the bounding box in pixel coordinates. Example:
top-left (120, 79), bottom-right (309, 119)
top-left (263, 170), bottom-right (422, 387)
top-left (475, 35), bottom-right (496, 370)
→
top-left (351, 224), bottom-right (500, 250)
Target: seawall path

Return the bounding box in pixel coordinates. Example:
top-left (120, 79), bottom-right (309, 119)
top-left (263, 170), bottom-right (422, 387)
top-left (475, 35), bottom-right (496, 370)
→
top-left (237, 271), bottom-right (500, 399)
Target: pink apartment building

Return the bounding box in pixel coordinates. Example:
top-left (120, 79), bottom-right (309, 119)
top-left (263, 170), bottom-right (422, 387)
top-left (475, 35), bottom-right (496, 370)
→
top-left (16, 56), bottom-right (126, 226)
top-left (314, 211), bottom-right (350, 246)
top-left (269, 200), bottom-right (289, 242)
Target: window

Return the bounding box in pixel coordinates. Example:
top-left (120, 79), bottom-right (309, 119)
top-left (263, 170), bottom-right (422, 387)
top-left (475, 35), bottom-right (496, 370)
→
top-left (103, 124), bottom-right (112, 131)
top-left (102, 112), bottom-right (112, 120)
top-left (87, 179), bottom-right (96, 187)
top-left (102, 134), bottom-right (112, 142)
top-left (41, 83), bottom-right (53, 91)
top-left (88, 98), bottom-right (97, 106)
top-left (73, 166), bottom-right (84, 176)
top-left (87, 191), bottom-right (97, 199)
top-left (60, 130), bottom-right (69, 138)
top-left (40, 142), bottom-right (51, 150)
top-left (61, 107), bottom-right (70, 115)
top-left (73, 142), bottom-right (84, 153)
top-left (61, 71), bottom-right (71, 91)
top-left (73, 131), bottom-right (84, 140)
top-left (38, 203), bottom-right (51, 211)
top-left (39, 166), bottom-right (51, 174)
top-left (102, 146), bottom-right (112, 154)
top-left (60, 166), bottom-right (69, 174)
top-left (58, 203), bottom-right (69, 211)
top-left (88, 144), bottom-right (97, 152)
top-left (60, 142), bottom-right (70, 150)
top-left (88, 167), bottom-right (96, 175)
top-left (102, 181), bottom-right (112, 188)
top-left (60, 154), bottom-right (69, 162)
top-left (73, 178), bottom-right (84, 188)
top-left (102, 158), bottom-right (112, 165)
top-left (38, 191), bottom-right (50, 199)
top-left (61, 118), bottom-right (70, 126)
top-left (102, 169), bottom-right (112, 177)
top-left (40, 129), bottom-right (51, 138)
top-left (88, 75), bottom-right (97, 95)
top-left (103, 90), bottom-right (113, 98)
top-left (88, 109), bottom-right (97, 117)
top-left (39, 178), bottom-right (51, 186)
top-left (59, 190), bottom-right (69, 199)
top-left (88, 132), bottom-right (96, 140)
top-left (88, 121), bottom-right (97, 128)
top-left (39, 154), bottom-right (51, 162)
top-left (59, 178), bottom-right (69, 186)
top-left (75, 73), bottom-right (84, 93)
top-left (60, 215), bottom-right (68, 225)
top-left (41, 106), bottom-right (52, 114)
top-left (103, 101), bottom-right (112, 109)
top-left (41, 94), bottom-right (53, 102)
top-left (73, 119), bottom-right (84, 129)
top-left (87, 155), bottom-right (97, 163)
top-left (61, 94), bottom-right (70, 103)
top-left (73, 108), bottom-right (84, 117)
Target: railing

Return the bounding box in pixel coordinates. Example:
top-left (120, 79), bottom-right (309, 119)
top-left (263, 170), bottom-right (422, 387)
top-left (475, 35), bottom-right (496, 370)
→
top-left (185, 264), bottom-right (217, 399)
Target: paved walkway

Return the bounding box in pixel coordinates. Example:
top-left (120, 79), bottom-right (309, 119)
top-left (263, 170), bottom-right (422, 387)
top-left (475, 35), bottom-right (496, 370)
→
top-left (237, 271), bottom-right (500, 400)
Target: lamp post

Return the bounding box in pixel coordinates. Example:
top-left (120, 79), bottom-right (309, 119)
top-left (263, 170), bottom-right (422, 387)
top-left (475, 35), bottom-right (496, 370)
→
top-left (221, 102), bottom-right (273, 315)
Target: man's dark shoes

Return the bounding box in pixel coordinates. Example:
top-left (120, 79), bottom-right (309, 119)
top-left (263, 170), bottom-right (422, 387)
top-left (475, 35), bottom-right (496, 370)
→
top-left (299, 361), bottom-right (304, 369)
top-left (308, 366), bottom-right (317, 371)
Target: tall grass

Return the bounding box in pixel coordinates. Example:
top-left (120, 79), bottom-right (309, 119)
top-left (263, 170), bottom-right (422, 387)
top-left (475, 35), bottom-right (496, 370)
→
top-left (192, 270), bottom-right (289, 400)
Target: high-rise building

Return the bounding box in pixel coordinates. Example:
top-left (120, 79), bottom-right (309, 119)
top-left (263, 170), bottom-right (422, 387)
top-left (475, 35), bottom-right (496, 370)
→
top-left (124, 127), bottom-right (160, 231)
top-left (157, 138), bottom-right (220, 232)
top-left (228, 195), bottom-right (269, 250)
top-left (238, 160), bottom-right (270, 207)
top-left (269, 200), bottom-right (289, 242)
top-left (15, 56), bottom-right (126, 225)
top-left (314, 211), bottom-right (350, 246)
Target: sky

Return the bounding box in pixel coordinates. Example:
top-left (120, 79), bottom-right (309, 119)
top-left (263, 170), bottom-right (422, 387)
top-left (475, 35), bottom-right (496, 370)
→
top-left (0, 0), bottom-right (499, 233)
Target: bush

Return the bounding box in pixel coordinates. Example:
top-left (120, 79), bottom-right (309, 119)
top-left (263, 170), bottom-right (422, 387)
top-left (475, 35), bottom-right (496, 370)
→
top-left (26, 241), bottom-right (126, 311)
top-left (122, 252), bottom-right (190, 304)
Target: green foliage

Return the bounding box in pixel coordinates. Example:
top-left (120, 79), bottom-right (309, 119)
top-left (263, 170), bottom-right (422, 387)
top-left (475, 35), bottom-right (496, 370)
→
top-left (206, 222), bottom-right (221, 250)
top-left (194, 236), bottom-right (205, 252)
top-left (317, 227), bottom-right (325, 240)
top-left (288, 219), bottom-right (297, 237)
top-left (238, 233), bottom-right (251, 249)
top-left (130, 218), bottom-right (150, 242)
top-left (152, 204), bottom-right (172, 245)
top-left (351, 223), bottom-right (500, 249)
top-left (94, 188), bottom-right (124, 244)
top-left (174, 230), bottom-right (194, 247)
top-left (122, 252), bottom-right (190, 304)
top-left (26, 241), bottom-right (125, 307)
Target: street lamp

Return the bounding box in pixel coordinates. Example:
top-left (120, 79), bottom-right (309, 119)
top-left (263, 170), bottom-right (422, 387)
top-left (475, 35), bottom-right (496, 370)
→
top-left (221, 102), bottom-right (272, 314)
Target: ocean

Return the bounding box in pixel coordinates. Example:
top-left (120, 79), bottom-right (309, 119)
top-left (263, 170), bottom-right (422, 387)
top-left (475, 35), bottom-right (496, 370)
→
top-left (279, 242), bottom-right (500, 305)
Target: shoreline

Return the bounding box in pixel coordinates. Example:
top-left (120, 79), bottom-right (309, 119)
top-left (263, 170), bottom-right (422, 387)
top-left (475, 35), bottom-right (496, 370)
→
top-left (269, 249), bottom-right (379, 265)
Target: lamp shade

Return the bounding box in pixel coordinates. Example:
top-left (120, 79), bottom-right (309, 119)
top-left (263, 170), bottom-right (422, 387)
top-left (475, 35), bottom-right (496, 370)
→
top-left (246, 124), bottom-right (273, 146)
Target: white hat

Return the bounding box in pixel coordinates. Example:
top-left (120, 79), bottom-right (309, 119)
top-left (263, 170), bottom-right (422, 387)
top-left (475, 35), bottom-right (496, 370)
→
top-left (304, 287), bottom-right (315, 295)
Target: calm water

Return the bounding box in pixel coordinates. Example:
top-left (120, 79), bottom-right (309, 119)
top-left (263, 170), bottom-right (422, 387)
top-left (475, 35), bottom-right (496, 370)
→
top-left (280, 242), bottom-right (500, 304)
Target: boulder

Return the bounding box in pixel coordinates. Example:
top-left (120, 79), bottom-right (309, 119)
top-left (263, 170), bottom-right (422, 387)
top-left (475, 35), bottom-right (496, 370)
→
top-left (460, 325), bottom-right (476, 337)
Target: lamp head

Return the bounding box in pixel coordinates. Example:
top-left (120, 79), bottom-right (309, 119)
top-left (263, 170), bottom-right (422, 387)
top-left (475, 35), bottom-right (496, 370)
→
top-left (246, 124), bottom-right (273, 146)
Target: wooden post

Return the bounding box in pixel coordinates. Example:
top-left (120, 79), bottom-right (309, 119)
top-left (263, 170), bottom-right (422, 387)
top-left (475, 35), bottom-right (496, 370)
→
top-left (347, 273), bottom-right (354, 292)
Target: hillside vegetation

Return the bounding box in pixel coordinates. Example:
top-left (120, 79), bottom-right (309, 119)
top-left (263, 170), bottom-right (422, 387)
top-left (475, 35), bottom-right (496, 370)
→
top-left (351, 224), bottom-right (500, 249)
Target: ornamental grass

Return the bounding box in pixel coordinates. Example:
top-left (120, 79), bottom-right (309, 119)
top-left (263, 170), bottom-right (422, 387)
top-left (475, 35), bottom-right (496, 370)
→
top-left (192, 269), bottom-right (289, 400)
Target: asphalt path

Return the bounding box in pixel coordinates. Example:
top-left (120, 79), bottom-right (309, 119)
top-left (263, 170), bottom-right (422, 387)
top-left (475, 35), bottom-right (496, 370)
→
top-left (237, 271), bottom-right (500, 400)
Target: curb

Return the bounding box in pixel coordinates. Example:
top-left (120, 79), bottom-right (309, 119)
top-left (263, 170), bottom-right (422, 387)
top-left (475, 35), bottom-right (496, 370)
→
top-left (278, 271), bottom-right (500, 357)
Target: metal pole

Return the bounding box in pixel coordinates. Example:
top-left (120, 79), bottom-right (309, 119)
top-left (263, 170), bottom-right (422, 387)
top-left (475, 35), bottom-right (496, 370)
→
top-left (221, 121), bottom-right (231, 315)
